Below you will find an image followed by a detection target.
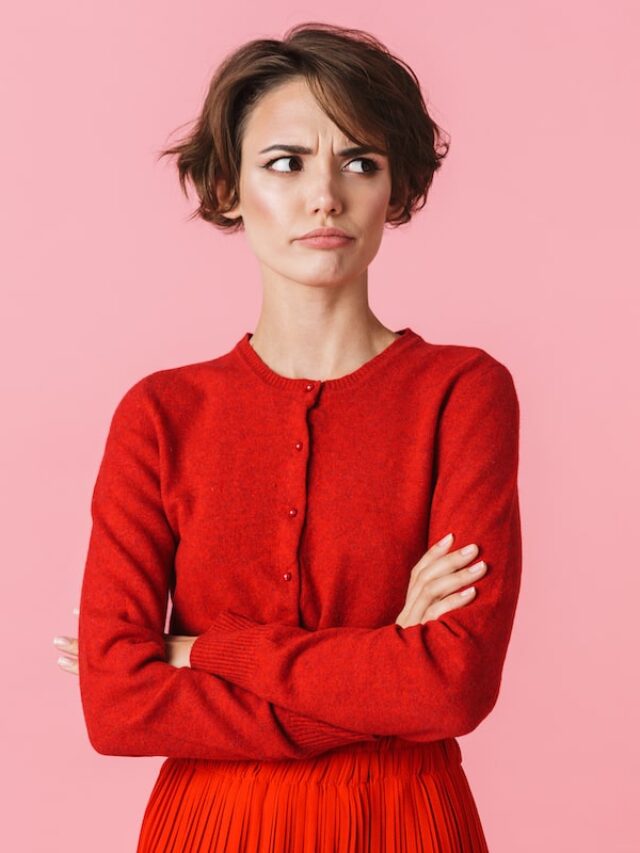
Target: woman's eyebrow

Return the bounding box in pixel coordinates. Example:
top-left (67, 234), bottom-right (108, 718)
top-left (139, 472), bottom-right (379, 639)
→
top-left (258, 143), bottom-right (387, 156)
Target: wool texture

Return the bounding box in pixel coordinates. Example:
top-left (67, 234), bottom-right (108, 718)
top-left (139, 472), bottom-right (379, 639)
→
top-left (78, 327), bottom-right (522, 762)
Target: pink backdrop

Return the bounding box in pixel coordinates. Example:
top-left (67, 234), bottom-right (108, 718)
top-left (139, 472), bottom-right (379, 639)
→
top-left (3, 3), bottom-right (638, 851)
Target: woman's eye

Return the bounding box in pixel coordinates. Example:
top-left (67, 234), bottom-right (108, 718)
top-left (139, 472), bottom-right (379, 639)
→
top-left (264, 156), bottom-right (380, 174)
top-left (266, 156), bottom-right (302, 172)
top-left (346, 158), bottom-right (380, 174)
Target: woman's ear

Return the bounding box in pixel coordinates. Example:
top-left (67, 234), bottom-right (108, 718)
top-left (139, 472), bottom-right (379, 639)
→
top-left (385, 199), bottom-right (404, 221)
top-left (214, 177), bottom-right (242, 220)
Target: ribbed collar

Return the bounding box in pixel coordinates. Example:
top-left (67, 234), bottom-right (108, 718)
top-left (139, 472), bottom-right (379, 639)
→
top-left (234, 327), bottom-right (420, 395)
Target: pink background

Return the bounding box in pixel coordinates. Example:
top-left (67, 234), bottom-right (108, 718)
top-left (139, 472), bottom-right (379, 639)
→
top-left (3, 3), bottom-right (638, 851)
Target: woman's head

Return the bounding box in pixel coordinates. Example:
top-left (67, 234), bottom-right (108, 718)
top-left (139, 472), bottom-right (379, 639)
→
top-left (158, 22), bottom-right (450, 289)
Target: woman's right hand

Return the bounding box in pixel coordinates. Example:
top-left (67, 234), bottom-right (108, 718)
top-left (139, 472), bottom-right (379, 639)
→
top-left (395, 533), bottom-right (487, 628)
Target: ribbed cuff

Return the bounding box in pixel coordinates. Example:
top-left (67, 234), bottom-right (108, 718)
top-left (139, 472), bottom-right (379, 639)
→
top-left (275, 704), bottom-right (377, 753)
top-left (189, 610), bottom-right (267, 684)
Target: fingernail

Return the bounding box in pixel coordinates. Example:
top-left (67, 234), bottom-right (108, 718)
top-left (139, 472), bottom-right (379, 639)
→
top-left (437, 532), bottom-right (453, 547)
top-left (57, 656), bottom-right (71, 666)
top-left (53, 636), bottom-right (67, 647)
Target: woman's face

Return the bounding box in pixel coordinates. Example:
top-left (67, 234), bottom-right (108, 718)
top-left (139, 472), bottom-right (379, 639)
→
top-left (222, 77), bottom-right (398, 290)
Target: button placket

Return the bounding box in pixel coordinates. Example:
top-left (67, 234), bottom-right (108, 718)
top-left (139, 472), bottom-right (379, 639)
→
top-left (280, 381), bottom-right (321, 586)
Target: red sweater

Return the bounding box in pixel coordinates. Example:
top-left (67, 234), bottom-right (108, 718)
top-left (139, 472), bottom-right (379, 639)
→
top-left (78, 327), bottom-right (522, 762)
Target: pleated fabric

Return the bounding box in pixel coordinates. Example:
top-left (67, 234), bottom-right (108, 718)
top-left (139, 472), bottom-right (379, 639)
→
top-left (136, 736), bottom-right (489, 852)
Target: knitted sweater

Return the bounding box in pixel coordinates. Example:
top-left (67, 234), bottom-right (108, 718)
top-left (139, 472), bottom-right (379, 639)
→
top-left (78, 327), bottom-right (522, 762)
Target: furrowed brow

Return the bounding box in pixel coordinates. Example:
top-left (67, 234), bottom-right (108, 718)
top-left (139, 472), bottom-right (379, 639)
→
top-left (258, 143), bottom-right (387, 157)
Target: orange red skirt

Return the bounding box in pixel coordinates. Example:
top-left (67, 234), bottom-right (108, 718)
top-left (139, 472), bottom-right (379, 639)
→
top-left (136, 735), bottom-right (489, 852)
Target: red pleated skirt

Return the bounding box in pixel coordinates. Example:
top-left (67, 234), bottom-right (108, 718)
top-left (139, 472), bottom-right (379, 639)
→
top-left (136, 736), bottom-right (489, 852)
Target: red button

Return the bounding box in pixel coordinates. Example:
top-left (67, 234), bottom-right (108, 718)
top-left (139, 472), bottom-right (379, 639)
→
top-left (294, 441), bottom-right (303, 450)
top-left (288, 507), bottom-right (298, 517)
top-left (304, 383), bottom-right (314, 391)
top-left (283, 572), bottom-right (292, 582)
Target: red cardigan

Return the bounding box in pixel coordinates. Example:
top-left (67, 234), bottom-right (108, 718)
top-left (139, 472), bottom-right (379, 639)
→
top-left (78, 327), bottom-right (522, 761)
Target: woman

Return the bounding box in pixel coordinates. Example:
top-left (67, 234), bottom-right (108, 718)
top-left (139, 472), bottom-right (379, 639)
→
top-left (54, 22), bottom-right (522, 851)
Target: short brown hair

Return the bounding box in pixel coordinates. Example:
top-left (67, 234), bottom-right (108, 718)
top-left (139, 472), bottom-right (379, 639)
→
top-left (157, 22), bottom-right (450, 233)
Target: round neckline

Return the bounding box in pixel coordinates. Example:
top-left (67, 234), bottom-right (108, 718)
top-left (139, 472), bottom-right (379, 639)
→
top-left (234, 327), bottom-right (419, 394)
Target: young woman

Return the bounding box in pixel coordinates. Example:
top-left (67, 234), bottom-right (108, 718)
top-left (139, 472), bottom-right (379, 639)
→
top-left (54, 22), bottom-right (522, 851)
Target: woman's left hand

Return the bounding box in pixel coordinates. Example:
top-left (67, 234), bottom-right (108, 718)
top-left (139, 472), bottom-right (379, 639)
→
top-left (53, 606), bottom-right (197, 673)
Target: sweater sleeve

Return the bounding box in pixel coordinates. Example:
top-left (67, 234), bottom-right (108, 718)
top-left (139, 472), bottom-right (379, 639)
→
top-left (189, 358), bottom-right (523, 741)
top-left (78, 377), bottom-right (378, 760)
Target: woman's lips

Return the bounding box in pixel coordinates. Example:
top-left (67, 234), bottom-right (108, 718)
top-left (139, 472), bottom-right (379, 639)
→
top-left (295, 235), bottom-right (355, 249)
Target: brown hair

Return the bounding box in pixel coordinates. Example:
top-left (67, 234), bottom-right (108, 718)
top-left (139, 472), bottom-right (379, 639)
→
top-left (157, 22), bottom-right (450, 233)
